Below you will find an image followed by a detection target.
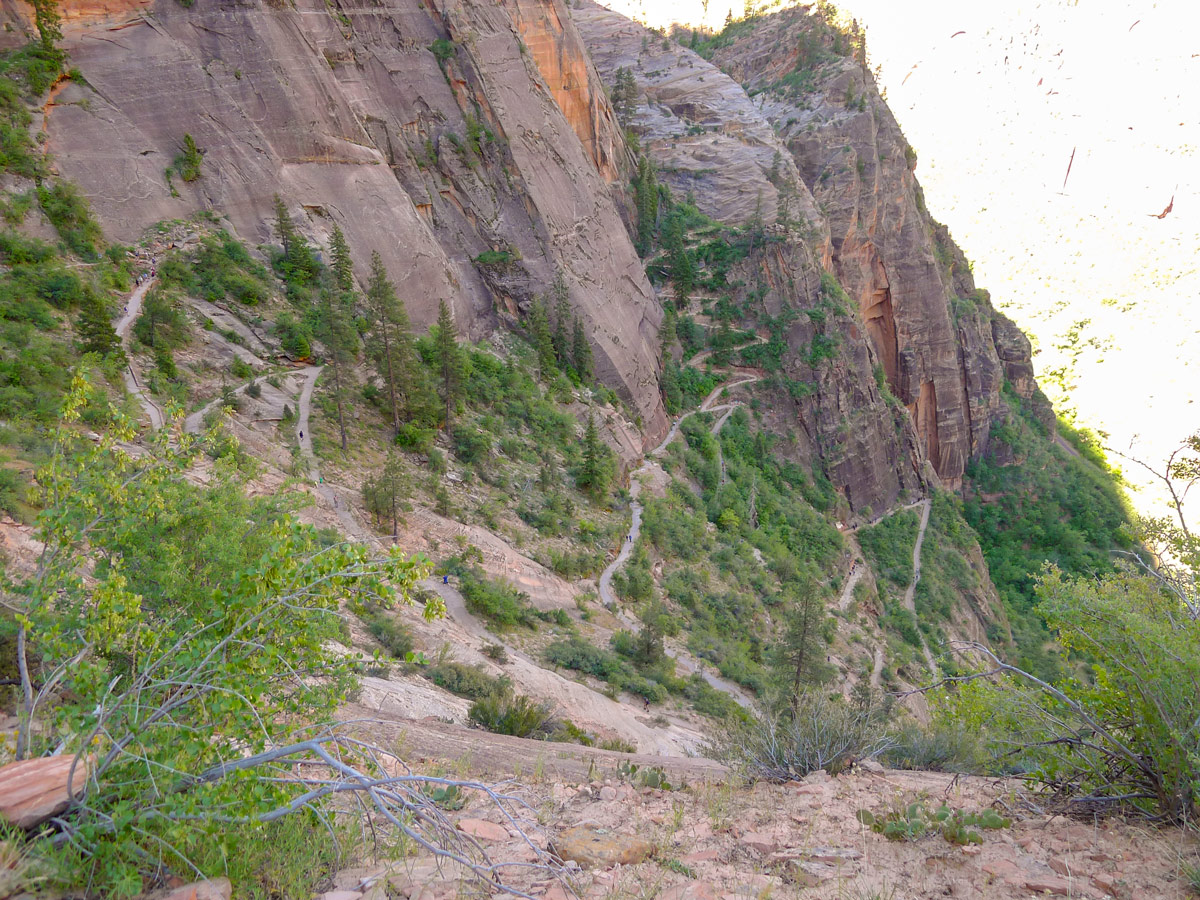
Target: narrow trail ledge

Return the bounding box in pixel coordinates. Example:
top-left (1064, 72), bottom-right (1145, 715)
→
top-left (599, 361), bottom-right (760, 709)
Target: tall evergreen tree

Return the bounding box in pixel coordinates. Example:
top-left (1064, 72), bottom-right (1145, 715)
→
top-left (772, 581), bottom-right (832, 711)
top-left (318, 288), bottom-right (357, 452)
top-left (329, 224), bottom-right (354, 293)
top-left (529, 296), bottom-right (556, 378)
top-left (433, 299), bottom-right (465, 427)
top-left (365, 251), bottom-right (414, 435)
top-left (272, 194), bottom-right (294, 256)
top-left (577, 413), bottom-right (610, 498)
top-left (571, 316), bottom-right (593, 383)
top-left (551, 271), bottom-right (571, 369)
top-left (660, 307), bottom-right (678, 361)
top-left (363, 450), bottom-right (408, 540)
top-left (632, 155), bottom-right (659, 256)
top-left (76, 289), bottom-right (124, 364)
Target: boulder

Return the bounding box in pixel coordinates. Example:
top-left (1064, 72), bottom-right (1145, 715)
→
top-left (457, 818), bottom-right (510, 843)
top-left (550, 826), bottom-right (655, 868)
top-left (0, 755), bottom-right (90, 830)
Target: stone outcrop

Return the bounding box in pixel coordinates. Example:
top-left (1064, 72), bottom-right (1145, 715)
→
top-left (575, 2), bottom-right (928, 512)
top-left (31, 0), bottom-right (667, 445)
top-left (698, 7), bottom-right (1042, 488)
top-left (0, 754), bottom-right (90, 829)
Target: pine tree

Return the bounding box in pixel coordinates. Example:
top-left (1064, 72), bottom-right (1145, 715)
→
top-left (633, 155), bottom-right (659, 256)
top-left (76, 289), bottom-right (124, 364)
top-left (571, 316), bottom-right (593, 383)
top-left (612, 67), bottom-right (638, 130)
top-left (660, 307), bottom-right (678, 361)
top-left (664, 213), bottom-right (695, 306)
top-left (577, 413), bottom-right (610, 499)
top-left (772, 581), bottom-right (832, 710)
top-left (318, 288), bottom-right (357, 452)
top-left (365, 251), bottom-right (414, 435)
top-left (329, 224), bottom-right (354, 293)
top-left (433, 299), bottom-right (465, 427)
top-left (272, 194), bottom-right (294, 256)
top-left (551, 270), bottom-right (571, 369)
top-left (529, 296), bottom-right (556, 378)
top-left (363, 450), bottom-right (408, 540)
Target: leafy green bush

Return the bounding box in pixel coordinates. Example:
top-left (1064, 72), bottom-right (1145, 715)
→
top-left (858, 509), bottom-right (919, 588)
top-left (367, 613), bottom-right (414, 659)
top-left (714, 691), bottom-right (889, 780)
top-left (37, 182), bottom-right (102, 258)
top-left (425, 660), bottom-right (509, 701)
top-left (468, 693), bottom-right (554, 738)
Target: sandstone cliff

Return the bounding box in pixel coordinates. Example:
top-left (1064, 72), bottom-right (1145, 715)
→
top-left (30, 0), bottom-right (668, 443)
top-left (700, 6), bottom-right (1039, 488)
top-left (573, 4), bottom-right (1044, 504)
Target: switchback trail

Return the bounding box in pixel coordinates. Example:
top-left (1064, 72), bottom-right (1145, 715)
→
top-left (116, 279), bottom-right (163, 430)
top-left (598, 361), bottom-right (761, 709)
top-left (902, 498), bottom-right (938, 677)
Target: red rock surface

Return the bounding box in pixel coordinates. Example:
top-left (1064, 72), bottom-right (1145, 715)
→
top-left (0, 755), bottom-right (90, 829)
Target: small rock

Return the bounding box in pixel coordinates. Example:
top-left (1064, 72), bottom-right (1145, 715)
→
top-left (982, 858), bottom-right (1024, 884)
top-left (740, 831), bottom-right (777, 854)
top-left (961, 844), bottom-right (982, 856)
top-left (658, 882), bottom-right (719, 900)
top-left (320, 893), bottom-right (361, 900)
top-left (803, 770), bottom-right (829, 784)
top-left (551, 825), bottom-right (655, 868)
top-left (540, 884), bottom-right (571, 900)
top-left (682, 849), bottom-right (721, 864)
top-left (1090, 873), bottom-right (1117, 896)
top-left (1023, 875), bottom-right (1071, 895)
top-left (1049, 858), bottom-right (1074, 877)
top-left (857, 758), bottom-right (885, 774)
top-left (776, 860), bottom-right (840, 887)
top-left (792, 783), bottom-right (827, 796)
top-left (457, 818), bottom-right (509, 842)
top-left (771, 846), bottom-right (862, 865)
top-left (598, 786), bottom-right (618, 801)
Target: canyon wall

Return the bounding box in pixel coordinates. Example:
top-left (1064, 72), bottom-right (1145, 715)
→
top-left (28, 0), bottom-right (667, 442)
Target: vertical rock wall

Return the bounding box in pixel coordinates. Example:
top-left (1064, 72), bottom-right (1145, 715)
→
top-left (29, 0), bottom-right (668, 443)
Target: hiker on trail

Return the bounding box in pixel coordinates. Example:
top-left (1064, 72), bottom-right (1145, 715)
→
top-left (299, 430), bottom-right (303, 440)
top-left (643, 697), bottom-right (650, 712)
top-left (443, 575), bottom-right (449, 585)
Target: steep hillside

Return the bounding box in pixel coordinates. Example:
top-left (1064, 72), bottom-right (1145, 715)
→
top-left (14, 0), bottom-right (668, 443)
top-left (575, 2), bottom-right (1047, 499)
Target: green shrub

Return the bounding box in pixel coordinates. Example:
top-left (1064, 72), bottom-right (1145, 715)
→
top-left (714, 692), bottom-right (889, 780)
top-left (423, 659), bottom-right (509, 701)
top-left (367, 613), bottom-right (414, 659)
top-left (37, 182), bottom-right (102, 258)
top-left (173, 133), bottom-right (203, 182)
top-left (858, 509), bottom-right (919, 588)
top-left (468, 693), bottom-right (554, 738)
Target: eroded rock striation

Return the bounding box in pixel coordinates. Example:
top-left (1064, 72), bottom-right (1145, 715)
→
top-left (576, 2), bottom-right (1046, 506)
top-left (28, 0), bottom-right (667, 444)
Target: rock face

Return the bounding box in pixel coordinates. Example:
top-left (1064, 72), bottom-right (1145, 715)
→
top-left (575, 4), bottom-right (1045, 504)
top-left (0, 755), bottom-right (90, 829)
top-left (31, 0), bottom-right (667, 445)
top-left (702, 7), bottom-right (1041, 488)
top-left (575, 3), bottom-right (927, 511)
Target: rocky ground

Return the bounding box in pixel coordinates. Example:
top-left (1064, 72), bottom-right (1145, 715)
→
top-left (312, 743), bottom-right (1196, 900)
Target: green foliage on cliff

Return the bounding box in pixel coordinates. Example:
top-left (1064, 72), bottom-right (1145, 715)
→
top-left (963, 392), bottom-right (1133, 680)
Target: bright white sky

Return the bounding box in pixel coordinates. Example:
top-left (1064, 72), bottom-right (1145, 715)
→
top-left (600, 0), bottom-right (1200, 517)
